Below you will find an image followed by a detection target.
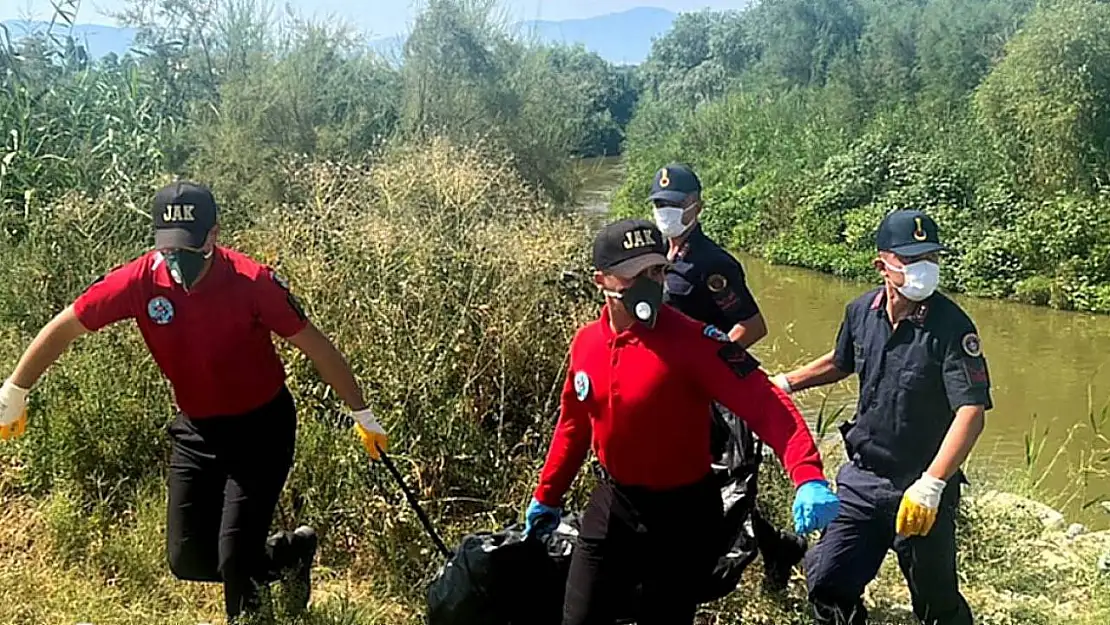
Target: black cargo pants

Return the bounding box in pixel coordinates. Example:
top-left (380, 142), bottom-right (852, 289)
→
top-left (165, 385), bottom-right (298, 621)
top-left (562, 471), bottom-right (723, 625)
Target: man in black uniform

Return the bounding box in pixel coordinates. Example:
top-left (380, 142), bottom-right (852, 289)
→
top-left (768, 209), bottom-right (991, 625)
top-left (648, 162), bottom-right (806, 592)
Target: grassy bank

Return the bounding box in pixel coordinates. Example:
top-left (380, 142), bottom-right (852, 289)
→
top-left (2, 414), bottom-right (1108, 625)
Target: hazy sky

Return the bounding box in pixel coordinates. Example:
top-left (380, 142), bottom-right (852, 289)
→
top-left (1, 0), bottom-right (746, 38)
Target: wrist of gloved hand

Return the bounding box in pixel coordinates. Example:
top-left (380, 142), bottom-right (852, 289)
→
top-left (524, 497), bottom-right (561, 538)
top-left (0, 379), bottom-right (30, 426)
top-left (352, 407), bottom-right (388, 460)
top-left (770, 373), bottom-right (793, 394)
top-left (907, 473), bottom-right (946, 507)
top-left (792, 479), bottom-right (840, 535)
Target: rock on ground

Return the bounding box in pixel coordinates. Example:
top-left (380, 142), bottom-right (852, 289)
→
top-left (970, 490), bottom-right (1066, 529)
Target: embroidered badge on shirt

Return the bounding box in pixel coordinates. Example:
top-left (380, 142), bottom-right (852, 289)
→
top-left (573, 371), bottom-right (591, 401)
top-left (962, 333), bottom-right (982, 358)
top-left (147, 296), bottom-right (175, 325)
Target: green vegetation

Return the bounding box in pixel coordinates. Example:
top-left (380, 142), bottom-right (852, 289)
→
top-left (614, 0), bottom-right (1110, 314)
top-left (2, 0), bottom-right (1110, 624)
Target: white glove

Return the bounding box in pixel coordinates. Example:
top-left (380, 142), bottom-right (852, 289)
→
top-left (352, 407), bottom-right (388, 461)
top-left (770, 373), bottom-right (793, 394)
top-left (0, 379), bottom-right (30, 440)
top-left (896, 473), bottom-right (946, 537)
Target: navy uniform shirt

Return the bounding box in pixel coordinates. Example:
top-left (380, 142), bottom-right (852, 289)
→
top-left (664, 224), bottom-right (760, 329)
top-left (833, 287), bottom-right (992, 487)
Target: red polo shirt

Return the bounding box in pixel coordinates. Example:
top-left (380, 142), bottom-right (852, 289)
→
top-left (534, 304), bottom-right (826, 507)
top-left (73, 246), bottom-right (309, 419)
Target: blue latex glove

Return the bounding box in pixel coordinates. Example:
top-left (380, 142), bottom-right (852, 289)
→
top-left (524, 497), bottom-right (561, 539)
top-left (793, 480), bottom-right (840, 535)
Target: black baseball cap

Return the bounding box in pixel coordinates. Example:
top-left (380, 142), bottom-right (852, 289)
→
top-left (152, 181), bottom-right (219, 249)
top-left (648, 163), bottom-right (701, 205)
top-left (876, 209), bottom-right (945, 257)
top-left (592, 218), bottom-right (670, 279)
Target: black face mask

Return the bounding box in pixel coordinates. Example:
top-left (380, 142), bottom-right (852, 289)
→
top-left (604, 274), bottom-right (664, 329)
top-left (164, 249), bottom-right (210, 291)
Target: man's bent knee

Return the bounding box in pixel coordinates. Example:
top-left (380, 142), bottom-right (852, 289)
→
top-left (168, 543), bottom-right (220, 582)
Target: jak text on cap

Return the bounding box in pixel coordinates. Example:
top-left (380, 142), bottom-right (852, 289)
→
top-left (593, 218), bottom-right (670, 279)
top-left (152, 181), bottom-right (220, 250)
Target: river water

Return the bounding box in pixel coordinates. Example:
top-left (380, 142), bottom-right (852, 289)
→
top-left (572, 156), bottom-right (1110, 529)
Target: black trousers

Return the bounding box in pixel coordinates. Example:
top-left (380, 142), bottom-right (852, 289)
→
top-left (563, 473), bottom-right (723, 625)
top-left (165, 385), bottom-right (298, 621)
top-left (804, 462), bottom-right (973, 625)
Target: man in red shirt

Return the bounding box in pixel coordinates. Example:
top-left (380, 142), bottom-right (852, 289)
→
top-left (523, 219), bottom-right (841, 625)
top-left (0, 181), bottom-right (388, 624)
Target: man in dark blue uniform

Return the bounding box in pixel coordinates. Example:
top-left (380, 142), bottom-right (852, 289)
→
top-left (649, 163), bottom-right (767, 348)
top-left (768, 209), bottom-right (991, 625)
top-left (648, 162), bottom-right (806, 593)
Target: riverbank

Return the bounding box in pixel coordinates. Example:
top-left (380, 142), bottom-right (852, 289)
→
top-left (614, 2), bottom-right (1110, 316)
top-left (580, 155), bottom-right (1110, 531)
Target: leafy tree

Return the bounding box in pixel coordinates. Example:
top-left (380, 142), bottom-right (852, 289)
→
top-left (974, 0), bottom-right (1110, 193)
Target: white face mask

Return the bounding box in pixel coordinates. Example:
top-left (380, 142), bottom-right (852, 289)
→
top-left (884, 259), bottom-right (940, 302)
top-left (653, 205), bottom-right (693, 239)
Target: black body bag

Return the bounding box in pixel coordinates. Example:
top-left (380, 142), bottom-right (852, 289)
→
top-left (407, 404), bottom-right (765, 625)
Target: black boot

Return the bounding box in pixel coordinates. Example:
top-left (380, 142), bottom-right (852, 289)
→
top-left (752, 510), bottom-right (807, 594)
top-left (266, 525), bottom-right (318, 617)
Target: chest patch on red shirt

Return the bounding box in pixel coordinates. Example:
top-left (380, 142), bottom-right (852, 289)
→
top-left (146, 295), bottom-right (175, 325)
top-left (573, 370), bottom-right (591, 401)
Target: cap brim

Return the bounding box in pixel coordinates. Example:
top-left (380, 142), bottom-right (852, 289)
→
top-left (606, 253), bottom-right (671, 279)
top-left (887, 242), bottom-right (945, 257)
top-left (155, 228), bottom-right (207, 250)
top-left (648, 190), bottom-right (690, 204)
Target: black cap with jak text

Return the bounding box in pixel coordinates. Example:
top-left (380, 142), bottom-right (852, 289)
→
top-left (876, 209), bottom-right (945, 258)
top-left (593, 218), bottom-right (670, 279)
top-left (152, 181), bottom-right (219, 250)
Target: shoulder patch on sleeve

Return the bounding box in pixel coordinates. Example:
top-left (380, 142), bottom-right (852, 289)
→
top-left (84, 273), bottom-right (106, 291)
top-left (961, 332), bottom-right (982, 358)
top-left (269, 268), bottom-right (307, 321)
top-left (717, 342), bottom-right (760, 378)
top-left (706, 273), bottom-right (728, 293)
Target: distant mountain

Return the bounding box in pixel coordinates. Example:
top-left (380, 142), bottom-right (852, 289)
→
top-left (516, 7), bottom-right (677, 65)
top-left (1, 20), bottom-right (138, 59)
top-left (3, 6), bottom-right (679, 66)
top-left (371, 7), bottom-right (678, 65)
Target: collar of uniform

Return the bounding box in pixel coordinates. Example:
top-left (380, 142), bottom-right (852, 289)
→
top-left (151, 246), bottom-right (228, 293)
top-left (598, 302), bottom-right (660, 342)
top-left (869, 288), bottom-right (931, 326)
top-left (669, 222), bottom-right (706, 262)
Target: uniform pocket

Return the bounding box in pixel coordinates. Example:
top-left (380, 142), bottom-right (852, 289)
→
top-left (853, 341), bottom-right (865, 372)
top-left (897, 367), bottom-right (930, 392)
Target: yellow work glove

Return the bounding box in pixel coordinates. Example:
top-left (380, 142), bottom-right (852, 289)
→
top-left (352, 407), bottom-right (388, 461)
top-left (896, 473), bottom-right (946, 537)
top-left (0, 379), bottom-right (30, 441)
